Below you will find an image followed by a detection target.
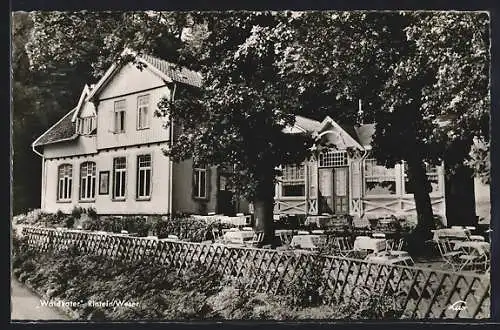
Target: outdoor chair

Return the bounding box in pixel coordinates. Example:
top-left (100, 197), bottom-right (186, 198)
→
top-left (469, 235), bottom-right (485, 242)
top-left (332, 236), bottom-right (353, 257)
top-left (435, 238), bottom-right (464, 272)
top-left (212, 228), bottom-right (222, 242)
top-left (278, 231), bottom-right (293, 245)
top-left (245, 231), bottom-right (264, 247)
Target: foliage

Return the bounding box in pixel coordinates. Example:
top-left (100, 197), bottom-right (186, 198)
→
top-left (71, 206), bottom-right (85, 219)
top-left (466, 138), bottom-right (490, 185)
top-left (86, 207), bottom-right (98, 220)
top-left (285, 256), bottom-right (325, 307)
top-left (64, 216), bottom-right (75, 229)
top-left (151, 216), bottom-right (218, 241)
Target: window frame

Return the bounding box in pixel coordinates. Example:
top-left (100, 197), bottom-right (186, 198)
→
top-left (319, 150), bottom-right (348, 167)
top-left (136, 94), bottom-right (150, 130)
top-left (363, 158), bottom-right (398, 197)
top-left (281, 164), bottom-right (306, 197)
top-left (136, 154), bottom-right (152, 200)
top-left (193, 167), bottom-right (208, 199)
top-left (57, 164), bottom-right (73, 202)
top-left (112, 157), bottom-right (127, 201)
top-left (402, 161), bottom-right (442, 197)
top-left (76, 116), bottom-right (97, 135)
top-left (113, 99), bottom-right (126, 134)
top-left (79, 161), bottom-right (96, 202)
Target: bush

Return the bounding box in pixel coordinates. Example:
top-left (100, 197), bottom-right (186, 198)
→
top-left (71, 206), bottom-right (85, 219)
top-left (87, 207), bottom-right (98, 220)
top-left (151, 216), bottom-right (219, 241)
top-left (65, 216), bottom-right (76, 229)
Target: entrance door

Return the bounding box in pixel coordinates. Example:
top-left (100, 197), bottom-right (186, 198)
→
top-left (333, 167), bottom-right (349, 214)
top-left (217, 174), bottom-right (236, 216)
top-left (318, 167), bottom-right (349, 214)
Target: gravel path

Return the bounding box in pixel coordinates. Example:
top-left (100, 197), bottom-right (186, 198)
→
top-left (11, 278), bottom-right (69, 321)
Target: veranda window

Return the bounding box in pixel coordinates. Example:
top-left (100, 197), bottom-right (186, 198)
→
top-left (113, 157), bottom-right (127, 199)
top-left (57, 164), bottom-right (73, 201)
top-left (282, 164), bottom-right (305, 197)
top-left (364, 158), bottom-right (396, 195)
top-left (319, 150), bottom-right (348, 167)
top-left (403, 162), bottom-right (440, 194)
top-left (80, 161), bottom-right (96, 200)
top-left (136, 154), bottom-right (152, 199)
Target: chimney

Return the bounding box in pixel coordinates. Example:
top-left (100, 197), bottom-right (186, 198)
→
top-left (357, 99), bottom-right (364, 125)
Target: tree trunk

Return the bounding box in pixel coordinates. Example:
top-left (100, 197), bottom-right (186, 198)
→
top-left (406, 157), bottom-right (435, 249)
top-left (252, 171), bottom-right (276, 247)
top-left (445, 164), bottom-right (477, 227)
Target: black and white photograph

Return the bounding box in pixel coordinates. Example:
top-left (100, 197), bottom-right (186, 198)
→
top-left (11, 10), bottom-right (492, 321)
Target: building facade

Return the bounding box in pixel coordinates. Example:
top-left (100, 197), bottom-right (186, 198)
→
top-left (32, 51), bottom-right (248, 216)
top-left (33, 50), bottom-right (448, 223)
top-left (275, 116), bottom-right (447, 224)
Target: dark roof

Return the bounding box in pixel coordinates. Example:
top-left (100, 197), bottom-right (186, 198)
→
top-left (295, 116), bottom-right (322, 133)
top-left (140, 54), bottom-right (202, 88)
top-left (354, 123), bottom-right (376, 146)
top-left (33, 108), bottom-right (78, 147)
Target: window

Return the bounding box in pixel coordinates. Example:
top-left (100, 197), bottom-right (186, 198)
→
top-left (80, 162), bottom-right (96, 200)
top-left (403, 162), bottom-right (440, 194)
top-left (319, 150), bottom-right (348, 167)
top-left (282, 164), bottom-right (305, 197)
top-left (114, 100), bottom-right (126, 133)
top-left (113, 157), bottom-right (127, 199)
top-left (193, 167), bottom-right (207, 199)
top-left (76, 116), bottom-right (96, 135)
top-left (57, 164), bottom-right (73, 201)
top-left (137, 94), bottom-right (150, 130)
top-left (136, 154), bottom-right (152, 199)
top-left (364, 158), bottom-right (396, 195)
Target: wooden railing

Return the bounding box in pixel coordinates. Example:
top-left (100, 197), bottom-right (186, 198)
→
top-left (19, 226), bottom-right (490, 319)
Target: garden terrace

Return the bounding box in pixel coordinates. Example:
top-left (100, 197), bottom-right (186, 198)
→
top-left (19, 226), bottom-right (490, 319)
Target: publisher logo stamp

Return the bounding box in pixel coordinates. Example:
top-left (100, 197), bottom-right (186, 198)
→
top-left (448, 300), bottom-right (467, 311)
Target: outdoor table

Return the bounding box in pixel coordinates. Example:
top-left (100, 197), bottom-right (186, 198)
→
top-left (223, 230), bottom-right (255, 244)
top-left (432, 228), bottom-right (470, 241)
top-left (453, 241), bottom-right (490, 256)
top-left (353, 236), bottom-right (387, 253)
top-left (304, 215), bottom-right (332, 228)
top-left (365, 253), bottom-right (415, 266)
top-left (290, 234), bottom-right (325, 250)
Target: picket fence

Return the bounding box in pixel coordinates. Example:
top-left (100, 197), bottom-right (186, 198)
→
top-left (19, 226), bottom-right (490, 319)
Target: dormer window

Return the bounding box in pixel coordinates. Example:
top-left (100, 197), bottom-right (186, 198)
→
top-left (76, 116), bottom-right (96, 135)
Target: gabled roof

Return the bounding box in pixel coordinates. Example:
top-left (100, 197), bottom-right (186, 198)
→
top-left (87, 49), bottom-right (202, 101)
top-left (317, 116), bottom-right (364, 150)
top-left (294, 116), bottom-right (322, 133)
top-left (285, 114), bottom-right (377, 150)
top-left (140, 53), bottom-right (202, 88)
top-left (32, 108), bottom-right (78, 147)
top-left (71, 84), bottom-right (92, 122)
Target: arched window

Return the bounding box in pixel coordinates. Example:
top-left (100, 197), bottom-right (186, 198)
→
top-left (80, 162), bottom-right (96, 200)
top-left (57, 164), bottom-right (73, 201)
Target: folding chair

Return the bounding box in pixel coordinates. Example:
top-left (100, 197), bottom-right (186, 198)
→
top-left (278, 231), bottom-right (293, 245)
top-left (245, 231), bottom-right (264, 247)
top-left (435, 238), bottom-right (463, 271)
top-left (334, 236), bottom-right (353, 257)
